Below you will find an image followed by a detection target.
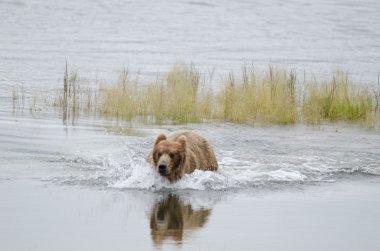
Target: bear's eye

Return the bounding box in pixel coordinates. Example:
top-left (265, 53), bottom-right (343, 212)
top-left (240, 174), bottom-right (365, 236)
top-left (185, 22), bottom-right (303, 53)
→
top-left (172, 154), bottom-right (181, 166)
top-left (169, 153), bottom-right (175, 159)
top-left (154, 151), bottom-right (161, 161)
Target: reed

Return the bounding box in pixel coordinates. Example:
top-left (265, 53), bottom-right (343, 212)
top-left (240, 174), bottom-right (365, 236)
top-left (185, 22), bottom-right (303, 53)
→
top-left (101, 67), bottom-right (141, 121)
top-left (216, 66), bottom-right (297, 125)
top-left (54, 64), bottom-right (98, 124)
top-left (302, 71), bottom-right (376, 126)
top-left (53, 64), bottom-right (379, 127)
top-left (101, 64), bottom-right (213, 124)
top-left (11, 84), bottom-right (25, 112)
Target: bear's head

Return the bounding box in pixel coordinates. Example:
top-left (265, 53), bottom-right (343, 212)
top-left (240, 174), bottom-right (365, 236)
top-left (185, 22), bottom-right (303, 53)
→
top-left (152, 134), bottom-right (187, 182)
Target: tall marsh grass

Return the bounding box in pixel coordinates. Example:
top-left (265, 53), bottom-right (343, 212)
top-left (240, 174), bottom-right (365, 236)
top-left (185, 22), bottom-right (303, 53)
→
top-left (302, 72), bottom-right (375, 125)
top-left (56, 64), bottom-right (379, 127)
top-left (101, 64), bottom-right (213, 124)
top-left (216, 66), bottom-right (297, 125)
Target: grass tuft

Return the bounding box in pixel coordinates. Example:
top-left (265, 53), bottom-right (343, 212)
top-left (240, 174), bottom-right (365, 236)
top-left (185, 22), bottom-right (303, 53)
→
top-left (302, 71), bottom-right (375, 126)
top-left (101, 64), bottom-right (213, 124)
top-left (54, 63), bottom-right (98, 124)
top-left (52, 64), bottom-right (380, 128)
top-left (216, 66), bottom-right (297, 125)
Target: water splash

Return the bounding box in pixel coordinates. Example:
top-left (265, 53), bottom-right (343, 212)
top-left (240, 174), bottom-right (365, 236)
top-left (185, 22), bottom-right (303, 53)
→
top-left (53, 147), bottom-right (380, 191)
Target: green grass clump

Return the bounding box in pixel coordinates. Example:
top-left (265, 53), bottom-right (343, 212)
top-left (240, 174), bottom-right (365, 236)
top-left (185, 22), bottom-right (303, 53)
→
top-left (53, 64), bottom-right (379, 128)
top-left (101, 64), bottom-right (213, 124)
top-left (302, 71), bottom-right (376, 126)
top-left (101, 67), bottom-right (145, 121)
top-left (216, 66), bottom-right (297, 125)
top-left (151, 64), bottom-right (213, 123)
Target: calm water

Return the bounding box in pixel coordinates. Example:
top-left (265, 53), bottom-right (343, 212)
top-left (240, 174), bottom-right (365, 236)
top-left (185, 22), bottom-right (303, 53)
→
top-left (1, 0), bottom-right (380, 250)
top-left (1, 0), bottom-right (380, 89)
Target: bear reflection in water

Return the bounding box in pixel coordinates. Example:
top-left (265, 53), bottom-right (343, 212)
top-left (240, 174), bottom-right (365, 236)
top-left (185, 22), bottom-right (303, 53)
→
top-left (150, 194), bottom-right (212, 246)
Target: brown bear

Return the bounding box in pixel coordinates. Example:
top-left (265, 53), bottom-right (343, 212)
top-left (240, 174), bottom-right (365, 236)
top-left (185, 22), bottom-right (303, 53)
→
top-left (147, 131), bottom-right (218, 182)
top-left (150, 195), bottom-right (211, 246)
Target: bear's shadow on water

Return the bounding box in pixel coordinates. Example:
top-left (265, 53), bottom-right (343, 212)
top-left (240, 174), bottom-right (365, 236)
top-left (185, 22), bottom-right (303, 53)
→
top-left (149, 193), bottom-right (213, 246)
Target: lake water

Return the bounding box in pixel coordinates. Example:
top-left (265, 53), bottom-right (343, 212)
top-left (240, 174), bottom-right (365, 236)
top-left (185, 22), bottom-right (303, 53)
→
top-left (1, 0), bottom-right (380, 250)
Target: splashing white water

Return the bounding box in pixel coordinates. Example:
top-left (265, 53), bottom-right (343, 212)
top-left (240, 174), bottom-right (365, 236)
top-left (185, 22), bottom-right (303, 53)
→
top-left (110, 157), bottom-right (308, 191)
top-left (55, 143), bottom-right (380, 191)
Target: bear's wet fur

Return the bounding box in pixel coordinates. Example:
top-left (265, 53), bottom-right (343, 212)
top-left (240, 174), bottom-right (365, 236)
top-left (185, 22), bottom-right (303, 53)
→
top-left (147, 131), bottom-right (218, 182)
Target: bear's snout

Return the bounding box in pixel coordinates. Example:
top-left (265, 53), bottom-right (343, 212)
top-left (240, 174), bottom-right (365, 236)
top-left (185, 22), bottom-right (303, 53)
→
top-left (158, 162), bottom-right (168, 176)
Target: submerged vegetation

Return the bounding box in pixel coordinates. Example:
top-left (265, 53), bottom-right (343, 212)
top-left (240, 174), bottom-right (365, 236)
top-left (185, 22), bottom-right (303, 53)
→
top-left (53, 64), bottom-right (379, 128)
top-left (54, 64), bottom-right (98, 124)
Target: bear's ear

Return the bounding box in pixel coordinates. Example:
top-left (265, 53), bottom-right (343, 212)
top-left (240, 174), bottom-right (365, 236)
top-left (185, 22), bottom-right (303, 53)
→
top-left (177, 135), bottom-right (187, 149)
top-left (155, 134), bottom-right (166, 146)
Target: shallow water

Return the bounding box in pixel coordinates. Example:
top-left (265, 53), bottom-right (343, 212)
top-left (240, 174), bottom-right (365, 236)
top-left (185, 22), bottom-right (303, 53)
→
top-left (1, 110), bottom-right (380, 250)
top-left (2, 176), bottom-right (380, 250)
top-left (1, 111), bottom-right (379, 191)
top-left (1, 0), bottom-right (380, 250)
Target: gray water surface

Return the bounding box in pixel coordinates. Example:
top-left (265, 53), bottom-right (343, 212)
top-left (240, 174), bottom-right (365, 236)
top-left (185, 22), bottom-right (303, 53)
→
top-left (2, 177), bottom-right (380, 251)
top-left (1, 0), bottom-right (380, 90)
top-left (1, 0), bottom-right (380, 250)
